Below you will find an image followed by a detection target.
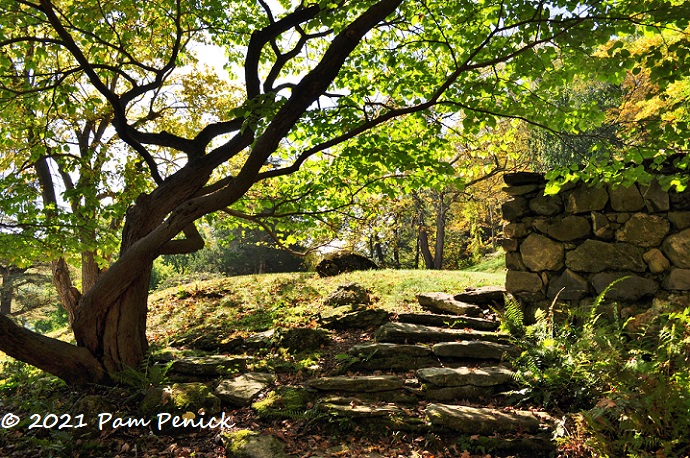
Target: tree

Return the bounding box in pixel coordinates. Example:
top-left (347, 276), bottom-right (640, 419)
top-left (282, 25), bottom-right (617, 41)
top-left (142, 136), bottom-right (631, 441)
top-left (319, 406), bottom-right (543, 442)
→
top-left (0, 0), bottom-right (687, 384)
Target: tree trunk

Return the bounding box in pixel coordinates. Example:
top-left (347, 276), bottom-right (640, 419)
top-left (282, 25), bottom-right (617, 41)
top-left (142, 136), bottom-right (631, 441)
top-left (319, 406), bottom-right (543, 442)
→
top-left (372, 234), bottom-right (385, 265)
top-left (418, 228), bottom-right (435, 269)
top-left (433, 194), bottom-right (446, 270)
top-left (97, 266), bottom-right (151, 374)
top-left (0, 282), bottom-right (13, 315)
top-left (415, 196), bottom-right (435, 269)
top-left (52, 258), bottom-right (81, 324)
top-left (0, 290), bottom-right (10, 315)
top-left (0, 267), bottom-right (12, 315)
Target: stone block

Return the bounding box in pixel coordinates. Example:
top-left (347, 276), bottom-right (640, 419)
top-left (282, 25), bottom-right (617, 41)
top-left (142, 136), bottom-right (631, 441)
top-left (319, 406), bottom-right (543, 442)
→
top-left (546, 215), bottom-right (591, 241)
top-left (417, 366), bottom-right (514, 387)
top-left (547, 269), bottom-right (589, 301)
top-left (216, 373), bottom-right (276, 407)
top-left (503, 184), bottom-right (540, 196)
top-left (432, 341), bottom-right (517, 360)
top-left (591, 211), bottom-right (614, 240)
top-left (503, 172), bottom-right (545, 186)
top-left (616, 213), bottom-right (631, 223)
top-left (506, 270), bottom-right (543, 293)
top-left (565, 240), bottom-right (645, 273)
top-left (520, 233), bottom-right (564, 271)
top-left (529, 194), bottom-right (563, 216)
top-left (608, 184), bottom-right (645, 212)
top-left (502, 238), bottom-right (519, 252)
top-left (662, 269), bottom-right (690, 290)
top-left (454, 286), bottom-right (507, 305)
top-left (566, 185), bottom-right (609, 214)
top-left (662, 228), bottom-right (690, 268)
top-left (417, 292), bottom-right (483, 317)
top-left (643, 248), bottom-right (671, 274)
top-left (307, 375), bottom-right (403, 392)
top-left (668, 211), bottom-right (690, 230)
top-left (670, 189), bottom-right (690, 210)
top-left (591, 272), bottom-right (659, 302)
top-left (615, 213), bottom-right (670, 247)
top-left (502, 197), bottom-right (530, 221)
top-left (426, 404), bottom-right (544, 435)
top-left (531, 218), bottom-right (550, 234)
top-left (640, 180), bottom-right (670, 212)
top-left (503, 222), bottom-right (529, 239)
top-left (505, 252), bottom-right (527, 271)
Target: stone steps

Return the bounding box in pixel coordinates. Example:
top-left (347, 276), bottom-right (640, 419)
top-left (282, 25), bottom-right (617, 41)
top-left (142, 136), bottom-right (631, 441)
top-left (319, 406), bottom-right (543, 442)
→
top-left (167, 285), bottom-right (558, 456)
top-left (298, 287), bottom-right (554, 455)
top-left (397, 312), bottom-right (500, 331)
top-left (314, 399), bottom-right (554, 456)
top-left (374, 321), bottom-right (512, 344)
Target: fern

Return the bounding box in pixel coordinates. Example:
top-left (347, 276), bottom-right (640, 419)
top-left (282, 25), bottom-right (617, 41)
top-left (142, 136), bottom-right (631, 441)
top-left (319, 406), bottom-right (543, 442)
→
top-left (499, 293), bottom-right (525, 336)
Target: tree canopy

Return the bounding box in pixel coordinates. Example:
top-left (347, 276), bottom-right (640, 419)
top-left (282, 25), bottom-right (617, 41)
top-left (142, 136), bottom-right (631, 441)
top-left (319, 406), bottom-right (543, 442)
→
top-left (0, 0), bottom-right (688, 384)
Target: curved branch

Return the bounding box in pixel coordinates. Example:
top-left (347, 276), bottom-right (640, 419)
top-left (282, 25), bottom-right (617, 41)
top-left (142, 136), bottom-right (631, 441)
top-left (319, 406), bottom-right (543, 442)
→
top-left (245, 4), bottom-right (322, 98)
top-left (159, 223), bottom-right (205, 255)
top-left (0, 313), bottom-right (104, 385)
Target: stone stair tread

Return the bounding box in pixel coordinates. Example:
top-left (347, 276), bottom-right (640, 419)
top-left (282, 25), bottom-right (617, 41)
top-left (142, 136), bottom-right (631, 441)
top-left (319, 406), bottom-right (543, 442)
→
top-left (314, 399), bottom-right (553, 438)
top-left (418, 366), bottom-right (515, 387)
top-left (317, 396), bottom-right (406, 417)
top-left (454, 286), bottom-right (507, 305)
top-left (374, 322), bottom-right (510, 344)
top-left (416, 292), bottom-right (484, 317)
top-left (349, 342), bottom-right (433, 358)
top-left (397, 312), bottom-right (499, 331)
top-left (426, 403), bottom-right (551, 435)
top-left (346, 343), bottom-right (436, 371)
top-left (307, 375), bottom-right (404, 392)
top-left (169, 355), bottom-right (251, 375)
top-left (432, 341), bottom-right (518, 360)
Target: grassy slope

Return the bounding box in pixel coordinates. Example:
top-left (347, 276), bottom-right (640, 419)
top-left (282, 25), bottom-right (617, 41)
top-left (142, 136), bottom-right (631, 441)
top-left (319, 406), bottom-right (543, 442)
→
top-left (146, 269), bottom-right (504, 347)
top-left (0, 268), bottom-right (505, 363)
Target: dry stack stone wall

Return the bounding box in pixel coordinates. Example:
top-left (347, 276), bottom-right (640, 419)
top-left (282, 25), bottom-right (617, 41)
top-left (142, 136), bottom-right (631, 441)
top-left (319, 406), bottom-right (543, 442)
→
top-left (502, 171), bottom-right (690, 304)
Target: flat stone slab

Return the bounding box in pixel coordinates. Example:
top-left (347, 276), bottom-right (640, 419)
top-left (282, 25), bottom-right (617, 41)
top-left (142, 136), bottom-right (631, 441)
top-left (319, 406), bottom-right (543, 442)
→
top-left (307, 375), bottom-right (404, 392)
top-left (170, 355), bottom-right (249, 375)
top-left (215, 372), bottom-right (275, 406)
top-left (432, 341), bottom-right (517, 360)
top-left (319, 306), bottom-right (390, 330)
top-left (397, 313), bottom-right (499, 331)
top-left (348, 343), bottom-right (436, 371)
top-left (416, 292), bottom-right (483, 317)
top-left (424, 385), bottom-right (489, 402)
top-left (374, 322), bottom-right (511, 345)
top-left (349, 342), bottom-right (433, 358)
top-left (318, 401), bottom-right (403, 418)
top-left (426, 404), bottom-right (545, 435)
top-left (454, 286), bottom-right (506, 305)
top-left (417, 366), bottom-right (514, 387)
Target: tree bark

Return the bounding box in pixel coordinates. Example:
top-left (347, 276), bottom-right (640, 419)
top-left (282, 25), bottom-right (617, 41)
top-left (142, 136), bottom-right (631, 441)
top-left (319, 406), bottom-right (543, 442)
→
top-left (0, 267), bottom-right (12, 315)
top-left (433, 193), bottom-right (446, 270)
top-left (418, 228), bottom-right (435, 269)
top-left (414, 194), bottom-right (435, 269)
top-left (51, 258), bottom-right (81, 324)
top-left (99, 267), bottom-right (151, 374)
top-left (0, 312), bottom-right (104, 384)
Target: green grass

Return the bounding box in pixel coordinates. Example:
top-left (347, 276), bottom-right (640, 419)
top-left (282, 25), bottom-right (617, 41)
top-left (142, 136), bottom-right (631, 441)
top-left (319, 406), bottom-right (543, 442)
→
top-left (462, 253), bottom-right (506, 273)
top-left (146, 269), bottom-right (504, 346)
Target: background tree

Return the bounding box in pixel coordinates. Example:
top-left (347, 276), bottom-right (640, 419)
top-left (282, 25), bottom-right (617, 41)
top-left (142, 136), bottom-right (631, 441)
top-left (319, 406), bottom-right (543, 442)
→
top-left (0, 0), bottom-right (687, 384)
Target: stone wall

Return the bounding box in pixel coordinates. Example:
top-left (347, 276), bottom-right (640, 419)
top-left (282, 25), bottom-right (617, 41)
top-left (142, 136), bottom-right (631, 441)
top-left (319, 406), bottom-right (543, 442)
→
top-left (502, 172), bottom-right (690, 304)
